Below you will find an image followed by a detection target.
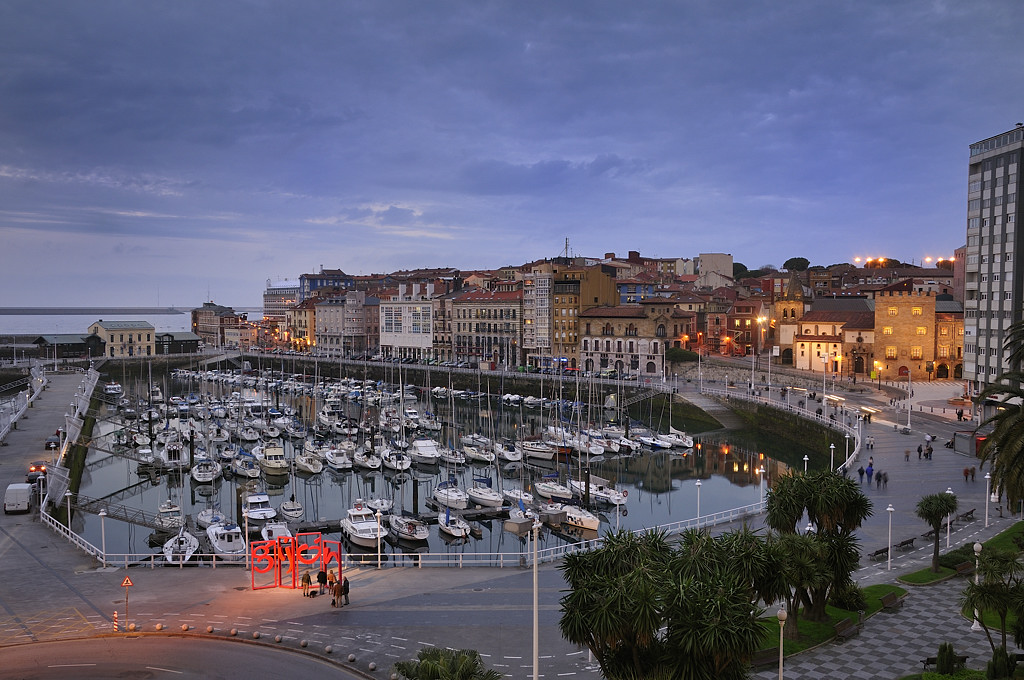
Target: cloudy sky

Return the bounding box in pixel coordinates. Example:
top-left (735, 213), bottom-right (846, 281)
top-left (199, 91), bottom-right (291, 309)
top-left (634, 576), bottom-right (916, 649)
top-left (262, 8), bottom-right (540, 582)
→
top-left (2, 1), bottom-right (1023, 308)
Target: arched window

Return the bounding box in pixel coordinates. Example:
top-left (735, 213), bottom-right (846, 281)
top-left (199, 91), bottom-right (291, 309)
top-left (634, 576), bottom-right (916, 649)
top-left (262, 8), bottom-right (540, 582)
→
top-left (656, 324), bottom-right (666, 337)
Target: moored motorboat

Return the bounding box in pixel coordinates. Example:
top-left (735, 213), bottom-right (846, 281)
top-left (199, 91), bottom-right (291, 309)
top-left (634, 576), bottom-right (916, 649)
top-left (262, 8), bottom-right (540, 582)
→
top-left (243, 493), bottom-right (277, 521)
top-left (340, 500), bottom-right (385, 548)
top-left (206, 522), bottom-right (246, 561)
top-left (261, 520), bottom-right (293, 542)
top-left (387, 514), bottom-right (430, 542)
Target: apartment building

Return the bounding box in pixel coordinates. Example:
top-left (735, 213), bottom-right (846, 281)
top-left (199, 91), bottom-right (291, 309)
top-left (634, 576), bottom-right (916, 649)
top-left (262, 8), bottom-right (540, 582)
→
top-left (964, 123), bottom-right (1023, 397)
top-left (88, 320), bottom-right (155, 358)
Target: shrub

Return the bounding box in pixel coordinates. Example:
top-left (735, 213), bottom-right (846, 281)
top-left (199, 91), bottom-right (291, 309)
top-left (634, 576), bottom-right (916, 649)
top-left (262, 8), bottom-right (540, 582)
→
top-left (936, 642), bottom-right (957, 675)
top-left (985, 645), bottom-right (1014, 679)
top-left (829, 582), bottom-right (867, 612)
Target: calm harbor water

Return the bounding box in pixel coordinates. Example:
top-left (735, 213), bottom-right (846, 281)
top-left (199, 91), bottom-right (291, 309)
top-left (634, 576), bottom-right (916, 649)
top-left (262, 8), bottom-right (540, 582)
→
top-left (70, 373), bottom-right (787, 562)
top-left (0, 313), bottom-right (191, 337)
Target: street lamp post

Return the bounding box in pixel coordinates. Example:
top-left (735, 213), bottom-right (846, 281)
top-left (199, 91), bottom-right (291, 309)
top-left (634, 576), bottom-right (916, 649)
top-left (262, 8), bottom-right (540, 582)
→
top-left (946, 487), bottom-right (954, 549)
top-left (532, 522), bottom-right (539, 680)
top-left (886, 504), bottom-right (894, 571)
top-left (64, 490), bottom-right (72, 531)
top-left (758, 466), bottom-right (766, 505)
top-left (971, 542), bottom-right (983, 631)
top-left (376, 509), bottom-right (383, 569)
top-left (244, 510), bottom-right (250, 571)
top-left (99, 508), bottom-right (108, 568)
top-left (844, 433), bottom-right (850, 463)
top-left (985, 473), bottom-right (991, 528)
top-left (829, 443), bottom-right (835, 472)
top-left (803, 455), bottom-right (808, 473)
top-left (777, 607), bottom-right (787, 680)
top-left (695, 479), bottom-right (702, 523)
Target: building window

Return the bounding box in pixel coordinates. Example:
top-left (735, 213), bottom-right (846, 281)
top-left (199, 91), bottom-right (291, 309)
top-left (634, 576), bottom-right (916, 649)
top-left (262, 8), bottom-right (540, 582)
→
top-left (916, 327), bottom-right (927, 336)
top-left (883, 327), bottom-right (893, 335)
top-left (910, 346), bottom-right (923, 359)
top-left (885, 346), bottom-right (897, 359)
top-left (888, 307), bottom-right (898, 317)
top-left (911, 307), bottom-right (922, 316)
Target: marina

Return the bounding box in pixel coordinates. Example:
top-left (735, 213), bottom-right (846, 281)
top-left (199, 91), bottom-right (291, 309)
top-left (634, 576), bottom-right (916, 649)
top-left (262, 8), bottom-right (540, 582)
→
top-left (67, 365), bottom-right (791, 565)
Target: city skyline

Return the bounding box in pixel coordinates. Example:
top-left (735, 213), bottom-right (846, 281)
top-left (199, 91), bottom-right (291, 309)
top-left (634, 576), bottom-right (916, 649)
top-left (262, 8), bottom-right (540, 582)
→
top-left (2, 1), bottom-right (1023, 307)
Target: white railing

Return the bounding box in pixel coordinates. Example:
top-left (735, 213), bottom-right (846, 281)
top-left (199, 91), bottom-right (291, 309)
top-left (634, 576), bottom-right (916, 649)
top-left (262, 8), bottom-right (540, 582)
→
top-left (701, 386), bottom-right (861, 472)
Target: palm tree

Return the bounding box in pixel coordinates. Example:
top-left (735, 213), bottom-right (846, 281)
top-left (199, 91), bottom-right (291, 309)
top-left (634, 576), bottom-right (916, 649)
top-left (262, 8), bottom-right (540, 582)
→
top-left (916, 493), bottom-right (959, 573)
top-left (764, 471), bottom-right (871, 622)
top-left (770, 532), bottom-right (828, 640)
top-left (961, 548), bottom-right (1024, 653)
top-left (393, 647), bottom-right (502, 680)
top-left (977, 374), bottom-right (1024, 506)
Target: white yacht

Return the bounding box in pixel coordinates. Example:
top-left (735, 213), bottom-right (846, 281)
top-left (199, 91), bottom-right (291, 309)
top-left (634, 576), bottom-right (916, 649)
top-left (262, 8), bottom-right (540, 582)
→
top-left (339, 500), bottom-right (385, 548)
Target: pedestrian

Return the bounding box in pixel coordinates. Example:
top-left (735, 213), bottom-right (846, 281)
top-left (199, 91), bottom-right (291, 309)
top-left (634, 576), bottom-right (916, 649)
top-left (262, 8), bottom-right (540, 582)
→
top-left (301, 570), bottom-right (312, 597)
top-left (858, 466), bottom-right (865, 483)
top-left (926, 444), bottom-right (933, 460)
top-left (964, 467), bottom-right (970, 482)
top-left (866, 464), bottom-right (874, 485)
top-left (869, 456), bottom-right (874, 467)
top-left (317, 568), bottom-right (328, 595)
top-left (332, 578), bottom-right (343, 607)
top-left (917, 444), bottom-right (923, 460)
top-left (341, 576), bottom-right (350, 605)
top-left (971, 466), bottom-right (977, 482)
top-left (882, 472), bottom-right (888, 489)
top-left (327, 569), bottom-right (337, 593)
top-left (905, 449), bottom-right (910, 462)
top-left (876, 470), bottom-right (882, 489)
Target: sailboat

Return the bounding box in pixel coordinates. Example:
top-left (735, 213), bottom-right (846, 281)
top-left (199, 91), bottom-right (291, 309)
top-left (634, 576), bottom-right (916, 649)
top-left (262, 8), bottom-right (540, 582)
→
top-left (437, 506), bottom-right (471, 539)
top-left (163, 526), bottom-right (199, 564)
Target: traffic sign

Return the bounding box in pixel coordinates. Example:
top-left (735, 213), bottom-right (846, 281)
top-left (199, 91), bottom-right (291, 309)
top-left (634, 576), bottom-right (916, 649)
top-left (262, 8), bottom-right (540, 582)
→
top-left (121, 577), bottom-right (134, 587)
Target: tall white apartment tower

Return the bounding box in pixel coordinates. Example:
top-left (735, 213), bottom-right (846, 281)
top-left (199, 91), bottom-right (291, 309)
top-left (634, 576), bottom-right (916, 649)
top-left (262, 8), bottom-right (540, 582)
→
top-left (964, 123), bottom-right (1024, 398)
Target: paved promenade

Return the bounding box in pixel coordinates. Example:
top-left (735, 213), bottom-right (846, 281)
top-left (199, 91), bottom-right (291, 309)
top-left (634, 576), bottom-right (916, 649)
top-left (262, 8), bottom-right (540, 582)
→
top-left (0, 372), bottom-right (1017, 679)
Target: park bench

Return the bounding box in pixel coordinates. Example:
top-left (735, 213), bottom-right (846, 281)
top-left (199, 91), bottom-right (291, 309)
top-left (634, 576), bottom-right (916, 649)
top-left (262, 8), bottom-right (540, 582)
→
top-left (957, 508), bottom-right (977, 522)
top-left (750, 647), bottom-right (779, 668)
top-left (880, 592), bottom-right (906, 611)
top-left (895, 537), bottom-right (916, 551)
top-left (868, 547), bottom-right (889, 561)
top-left (922, 528), bottom-right (937, 540)
top-left (955, 561), bottom-right (976, 577)
top-left (921, 655), bottom-right (968, 671)
top-left (834, 618), bottom-right (859, 641)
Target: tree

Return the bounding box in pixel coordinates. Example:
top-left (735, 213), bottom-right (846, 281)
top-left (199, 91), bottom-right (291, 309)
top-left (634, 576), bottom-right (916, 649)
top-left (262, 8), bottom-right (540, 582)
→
top-left (916, 493), bottom-right (959, 573)
top-left (733, 262), bottom-right (749, 279)
top-left (960, 548), bottom-right (1024, 654)
top-left (764, 472), bottom-right (872, 621)
top-left (559, 529), bottom-right (769, 679)
top-left (394, 647), bottom-right (503, 680)
top-left (975, 321), bottom-right (1024, 505)
top-left (783, 257), bottom-right (810, 272)
top-left (769, 532), bottom-right (828, 640)
top-left (665, 347), bottom-right (698, 364)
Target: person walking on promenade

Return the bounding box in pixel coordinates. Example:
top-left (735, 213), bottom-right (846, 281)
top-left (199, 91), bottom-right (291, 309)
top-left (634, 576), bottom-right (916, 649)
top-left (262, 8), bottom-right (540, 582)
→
top-left (964, 467), bottom-right (971, 482)
top-left (332, 578), bottom-right (342, 607)
top-left (301, 570), bottom-right (312, 597)
top-left (918, 444), bottom-right (923, 460)
top-left (858, 466), bottom-right (865, 484)
top-left (341, 576), bottom-right (350, 605)
top-left (876, 470), bottom-right (883, 489)
top-left (866, 464), bottom-right (874, 486)
top-left (327, 569), bottom-right (336, 593)
top-left (882, 471), bottom-right (888, 489)
top-left (971, 466), bottom-right (977, 482)
top-left (905, 449), bottom-right (910, 462)
top-left (317, 568), bottom-right (328, 595)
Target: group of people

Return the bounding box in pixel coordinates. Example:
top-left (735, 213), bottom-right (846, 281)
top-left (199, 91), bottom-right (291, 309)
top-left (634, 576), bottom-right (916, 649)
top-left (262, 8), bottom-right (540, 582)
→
top-left (300, 568), bottom-right (350, 607)
top-left (857, 458), bottom-right (888, 489)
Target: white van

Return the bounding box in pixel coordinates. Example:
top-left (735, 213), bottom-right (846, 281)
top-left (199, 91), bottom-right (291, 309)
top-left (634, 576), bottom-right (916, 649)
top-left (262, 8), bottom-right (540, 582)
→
top-left (3, 483), bottom-right (32, 514)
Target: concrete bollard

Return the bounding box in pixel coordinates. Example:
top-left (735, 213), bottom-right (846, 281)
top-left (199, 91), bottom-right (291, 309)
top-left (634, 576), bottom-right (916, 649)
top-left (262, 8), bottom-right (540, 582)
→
top-left (348, 653), bottom-right (356, 662)
top-left (253, 631), bottom-right (261, 639)
top-left (275, 635), bottom-right (282, 643)
top-left (229, 628), bottom-right (237, 637)
top-left (368, 662), bottom-right (377, 671)
top-left (300, 639), bottom-right (308, 648)
top-left (207, 625), bottom-right (214, 633)
top-left (325, 645), bottom-right (332, 654)
top-left (181, 624), bottom-right (189, 632)
top-left (128, 623), bottom-right (136, 632)
top-left (155, 623), bottom-right (163, 631)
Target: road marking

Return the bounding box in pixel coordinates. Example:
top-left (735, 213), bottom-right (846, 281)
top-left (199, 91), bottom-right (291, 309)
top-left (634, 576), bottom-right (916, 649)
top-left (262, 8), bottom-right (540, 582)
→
top-left (49, 664), bottom-right (97, 668)
top-left (146, 666), bottom-right (183, 674)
